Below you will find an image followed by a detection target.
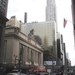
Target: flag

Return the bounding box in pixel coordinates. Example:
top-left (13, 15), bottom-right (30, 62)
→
top-left (63, 18), bottom-right (67, 28)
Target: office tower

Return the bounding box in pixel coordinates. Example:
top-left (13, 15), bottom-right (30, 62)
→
top-left (71, 0), bottom-right (75, 48)
top-left (0, 0), bottom-right (8, 61)
top-left (21, 21), bottom-right (66, 66)
top-left (46, 0), bottom-right (57, 22)
top-left (0, 0), bottom-right (8, 17)
top-left (66, 53), bottom-right (69, 59)
top-left (21, 21), bottom-right (58, 64)
top-left (21, 21), bottom-right (57, 49)
top-left (63, 43), bottom-right (66, 66)
top-left (71, 0), bottom-right (75, 28)
top-left (57, 33), bottom-right (66, 66)
top-left (66, 53), bottom-right (71, 66)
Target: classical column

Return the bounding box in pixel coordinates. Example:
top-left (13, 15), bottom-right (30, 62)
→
top-left (37, 52), bottom-right (38, 65)
top-left (41, 52), bottom-right (43, 66)
top-left (33, 51), bottom-right (35, 64)
top-left (25, 46), bottom-right (27, 63)
top-left (23, 46), bottom-right (26, 64)
top-left (29, 48), bottom-right (31, 63)
top-left (35, 51), bottom-right (37, 64)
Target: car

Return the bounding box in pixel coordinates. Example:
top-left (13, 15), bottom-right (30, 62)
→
top-left (7, 72), bottom-right (27, 75)
top-left (37, 72), bottom-right (49, 75)
top-left (7, 69), bottom-right (27, 75)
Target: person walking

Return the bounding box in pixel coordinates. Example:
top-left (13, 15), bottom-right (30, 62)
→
top-left (67, 69), bottom-right (70, 75)
top-left (70, 70), bottom-right (73, 75)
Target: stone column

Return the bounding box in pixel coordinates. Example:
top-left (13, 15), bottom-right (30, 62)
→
top-left (37, 52), bottom-right (38, 65)
top-left (35, 51), bottom-right (36, 64)
top-left (25, 46), bottom-right (27, 63)
top-left (29, 48), bottom-right (31, 63)
top-left (23, 46), bottom-right (26, 64)
top-left (41, 52), bottom-right (43, 66)
top-left (33, 51), bottom-right (35, 64)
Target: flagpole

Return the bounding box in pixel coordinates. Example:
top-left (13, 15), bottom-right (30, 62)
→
top-left (64, 18), bottom-right (73, 25)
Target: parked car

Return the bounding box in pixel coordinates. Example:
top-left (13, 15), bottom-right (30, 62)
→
top-left (37, 72), bottom-right (49, 75)
top-left (7, 72), bottom-right (26, 75)
top-left (7, 69), bottom-right (27, 75)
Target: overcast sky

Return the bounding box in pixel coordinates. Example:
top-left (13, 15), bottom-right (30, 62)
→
top-left (7, 0), bottom-right (75, 66)
top-left (7, 0), bottom-right (46, 22)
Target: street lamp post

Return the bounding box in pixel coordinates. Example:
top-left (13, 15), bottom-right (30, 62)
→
top-left (14, 54), bottom-right (21, 73)
top-left (18, 59), bottom-right (21, 72)
top-left (28, 59), bottom-right (31, 69)
top-left (14, 55), bottom-right (17, 66)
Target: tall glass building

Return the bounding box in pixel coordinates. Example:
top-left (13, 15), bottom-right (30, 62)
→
top-left (21, 21), bottom-right (57, 59)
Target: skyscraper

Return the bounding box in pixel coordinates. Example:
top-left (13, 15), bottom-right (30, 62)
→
top-left (21, 21), bottom-right (57, 62)
top-left (21, 21), bottom-right (57, 49)
top-left (0, 0), bottom-right (8, 17)
top-left (0, 0), bottom-right (8, 61)
top-left (71, 0), bottom-right (75, 49)
top-left (46, 0), bottom-right (57, 22)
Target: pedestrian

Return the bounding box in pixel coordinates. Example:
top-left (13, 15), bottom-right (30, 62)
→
top-left (61, 71), bottom-right (63, 75)
top-left (64, 69), bottom-right (67, 75)
top-left (70, 70), bottom-right (73, 75)
top-left (58, 69), bottom-right (61, 75)
top-left (67, 69), bottom-right (70, 75)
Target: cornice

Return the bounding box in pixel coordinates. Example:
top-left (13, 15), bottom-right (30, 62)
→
top-left (5, 33), bottom-right (43, 52)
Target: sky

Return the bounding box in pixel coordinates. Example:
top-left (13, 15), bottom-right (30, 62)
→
top-left (7, 0), bottom-right (75, 66)
top-left (7, 0), bottom-right (46, 22)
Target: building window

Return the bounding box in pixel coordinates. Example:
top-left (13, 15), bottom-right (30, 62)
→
top-left (4, 40), bottom-right (7, 60)
top-left (1, 0), bottom-right (3, 5)
top-left (0, 6), bottom-right (5, 15)
top-left (27, 47), bottom-right (29, 62)
top-left (19, 43), bottom-right (24, 63)
top-left (2, 1), bottom-right (6, 7)
top-left (0, 0), bottom-right (2, 3)
top-left (0, 0), bottom-right (5, 6)
top-left (31, 50), bottom-right (34, 64)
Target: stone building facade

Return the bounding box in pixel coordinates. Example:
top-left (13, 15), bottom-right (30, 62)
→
top-left (6, 16), bottom-right (22, 28)
top-left (2, 26), bottom-right (43, 68)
